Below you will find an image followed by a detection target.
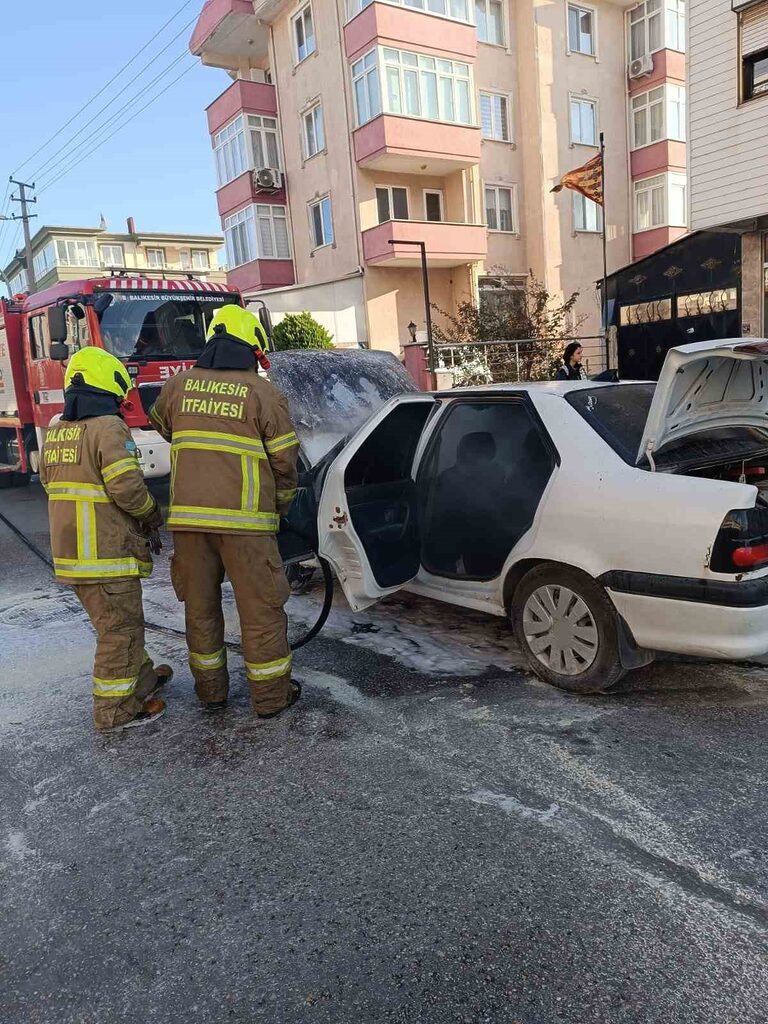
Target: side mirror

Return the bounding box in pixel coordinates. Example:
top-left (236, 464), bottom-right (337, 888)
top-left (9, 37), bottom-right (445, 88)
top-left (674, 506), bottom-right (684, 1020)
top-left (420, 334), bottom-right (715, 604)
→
top-left (258, 305), bottom-right (273, 347)
top-left (48, 304), bottom-right (68, 343)
top-left (91, 293), bottom-right (113, 315)
top-left (50, 342), bottom-right (69, 361)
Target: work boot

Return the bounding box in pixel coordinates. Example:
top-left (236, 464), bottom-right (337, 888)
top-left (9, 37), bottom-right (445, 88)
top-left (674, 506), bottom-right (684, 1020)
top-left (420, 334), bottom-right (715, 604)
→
top-left (99, 698), bottom-right (166, 735)
top-left (258, 682), bottom-right (302, 720)
top-left (150, 664), bottom-right (173, 697)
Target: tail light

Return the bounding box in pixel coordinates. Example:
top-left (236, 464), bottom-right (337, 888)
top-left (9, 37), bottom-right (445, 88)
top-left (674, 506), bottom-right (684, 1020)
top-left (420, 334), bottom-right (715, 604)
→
top-left (711, 504), bottom-right (768, 573)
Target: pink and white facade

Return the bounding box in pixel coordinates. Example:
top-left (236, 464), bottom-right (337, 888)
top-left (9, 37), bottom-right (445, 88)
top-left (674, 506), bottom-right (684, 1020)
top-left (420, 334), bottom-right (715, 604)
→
top-left (190, 0), bottom-right (687, 364)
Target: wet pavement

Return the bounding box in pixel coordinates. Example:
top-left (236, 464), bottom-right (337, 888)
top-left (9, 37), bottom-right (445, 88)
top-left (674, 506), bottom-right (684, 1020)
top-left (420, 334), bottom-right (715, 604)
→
top-left (1, 481), bottom-right (767, 1023)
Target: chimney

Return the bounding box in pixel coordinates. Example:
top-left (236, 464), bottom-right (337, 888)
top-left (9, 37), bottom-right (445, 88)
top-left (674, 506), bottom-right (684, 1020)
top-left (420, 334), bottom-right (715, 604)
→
top-left (127, 216), bottom-right (136, 235)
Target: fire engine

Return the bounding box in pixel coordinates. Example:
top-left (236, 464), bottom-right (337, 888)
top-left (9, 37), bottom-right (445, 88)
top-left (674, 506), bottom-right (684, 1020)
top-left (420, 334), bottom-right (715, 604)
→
top-left (0, 275), bottom-right (269, 486)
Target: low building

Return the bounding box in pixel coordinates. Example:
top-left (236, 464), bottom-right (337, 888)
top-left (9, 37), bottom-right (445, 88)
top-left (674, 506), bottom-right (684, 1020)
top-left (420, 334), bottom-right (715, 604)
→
top-left (3, 218), bottom-right (226, 295)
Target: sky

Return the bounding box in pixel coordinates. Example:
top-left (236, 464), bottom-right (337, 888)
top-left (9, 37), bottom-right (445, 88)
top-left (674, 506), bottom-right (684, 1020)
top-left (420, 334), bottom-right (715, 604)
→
top-left (0, 0), bottom-right (230, 286)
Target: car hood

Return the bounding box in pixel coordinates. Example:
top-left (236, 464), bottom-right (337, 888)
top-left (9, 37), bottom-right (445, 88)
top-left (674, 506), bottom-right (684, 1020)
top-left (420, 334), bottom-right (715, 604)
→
top-left (267, 348), bottom-right (418, 465)
top-left (636, 338), bottom-right (768, 464)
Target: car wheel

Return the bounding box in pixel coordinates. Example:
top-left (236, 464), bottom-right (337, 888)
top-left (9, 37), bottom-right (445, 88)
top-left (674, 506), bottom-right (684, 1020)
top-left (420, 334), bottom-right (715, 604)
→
top-left (512, 564), bottom-right (626, 694)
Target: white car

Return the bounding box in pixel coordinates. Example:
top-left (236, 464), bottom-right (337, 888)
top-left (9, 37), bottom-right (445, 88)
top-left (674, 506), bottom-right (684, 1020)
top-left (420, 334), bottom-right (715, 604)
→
top-left (286, 339), bottom-right (768, 693)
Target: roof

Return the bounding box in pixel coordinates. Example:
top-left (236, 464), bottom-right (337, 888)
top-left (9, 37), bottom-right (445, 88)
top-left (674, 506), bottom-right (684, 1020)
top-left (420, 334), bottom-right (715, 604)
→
top-left (436, 379), bottom-right (649, 397)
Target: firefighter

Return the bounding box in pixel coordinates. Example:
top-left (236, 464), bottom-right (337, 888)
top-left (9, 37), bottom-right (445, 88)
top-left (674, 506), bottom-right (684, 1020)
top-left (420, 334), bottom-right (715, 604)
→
top-left (150, 304), bottom-right (300, 718)
top-left (39, 347), bottom-right (171, 733)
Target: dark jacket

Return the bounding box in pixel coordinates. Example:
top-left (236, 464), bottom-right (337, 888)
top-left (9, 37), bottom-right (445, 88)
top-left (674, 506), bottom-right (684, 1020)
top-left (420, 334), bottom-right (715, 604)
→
top-left (555, 363), bottom-right (588, 381)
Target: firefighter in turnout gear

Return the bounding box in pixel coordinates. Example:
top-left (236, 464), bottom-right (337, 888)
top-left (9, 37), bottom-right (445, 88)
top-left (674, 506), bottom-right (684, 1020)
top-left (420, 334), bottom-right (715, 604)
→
top-left (150, 304), bottom-right (300, 718)
top-left (39, 347), bottom-right (172, 733)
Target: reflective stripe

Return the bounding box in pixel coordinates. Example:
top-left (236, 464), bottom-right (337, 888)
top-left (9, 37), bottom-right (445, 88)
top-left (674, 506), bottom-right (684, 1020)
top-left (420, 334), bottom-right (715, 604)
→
top-left (245, 654), bottom-right (292, 681)
top-left (47, 486), bottom-right (111, 504)
top-left (102, 458), bottom-right (140, 483)
top-left (150, 406), bottom-right (164, 429)
top-left (93, 674), bottom-right (138, 698)
top-left (240, 455), bottom-right (257, 512)
top-left (133, 493), bottom-right (155, 518)
top-left (276, 488), bottom-right (297, 503)
top-left (54, 557), bottom-right (152, 579)
top-left (172, 430), bottom-right (266, 458)
top-left (265, 432), bottom-right (299, 455)
top-left (189, 647), bottom-right (227, 671)
top-left (76, 501), bottom-right (97, 560)
top-left (168, 506), bottom-right (279, 531)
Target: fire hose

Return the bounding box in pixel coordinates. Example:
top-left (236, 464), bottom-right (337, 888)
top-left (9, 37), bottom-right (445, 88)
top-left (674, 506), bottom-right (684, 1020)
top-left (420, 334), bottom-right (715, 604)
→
top-left (0, 507), bottom-right (334, 654)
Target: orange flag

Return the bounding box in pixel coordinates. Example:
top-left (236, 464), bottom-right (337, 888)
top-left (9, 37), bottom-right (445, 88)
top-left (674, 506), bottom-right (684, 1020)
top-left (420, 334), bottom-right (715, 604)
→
top-left (551, 153), bottom-right (603, 205)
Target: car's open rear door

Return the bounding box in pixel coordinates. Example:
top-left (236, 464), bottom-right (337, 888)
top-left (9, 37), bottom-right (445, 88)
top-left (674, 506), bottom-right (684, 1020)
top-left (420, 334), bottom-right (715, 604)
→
top-left (317, 394), bottom-right (437, 611)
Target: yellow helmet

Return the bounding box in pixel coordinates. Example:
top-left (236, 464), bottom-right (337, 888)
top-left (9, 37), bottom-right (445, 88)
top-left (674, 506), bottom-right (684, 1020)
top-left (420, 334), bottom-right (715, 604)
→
top-left (207, 304), bottom-right (268, 351)
top-left (64, 347), bottom-right (131, 399)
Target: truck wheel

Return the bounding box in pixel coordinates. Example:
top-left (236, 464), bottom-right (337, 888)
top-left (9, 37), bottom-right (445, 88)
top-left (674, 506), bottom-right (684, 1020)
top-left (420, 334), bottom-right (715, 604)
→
top-left (0, 470), bottom-right (30, 489)
top-left (511, 564), bottom-right (625, 694)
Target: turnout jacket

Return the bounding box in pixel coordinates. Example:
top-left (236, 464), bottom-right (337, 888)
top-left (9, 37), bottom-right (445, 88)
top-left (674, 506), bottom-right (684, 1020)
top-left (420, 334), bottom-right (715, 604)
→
top-left (150, 367), bottom-right (299, 534)
top-left (40, 416), bottom-right (157, 585)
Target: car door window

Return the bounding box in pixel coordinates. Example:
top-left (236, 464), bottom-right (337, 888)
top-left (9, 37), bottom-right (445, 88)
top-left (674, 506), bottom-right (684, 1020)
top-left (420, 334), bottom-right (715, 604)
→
top-left (420, 400), bottom-right (555, 580)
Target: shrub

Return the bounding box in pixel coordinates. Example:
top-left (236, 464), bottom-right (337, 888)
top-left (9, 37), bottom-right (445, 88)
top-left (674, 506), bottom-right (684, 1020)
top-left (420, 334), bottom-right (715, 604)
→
top-left (272, 311), bottom-right (334, 351)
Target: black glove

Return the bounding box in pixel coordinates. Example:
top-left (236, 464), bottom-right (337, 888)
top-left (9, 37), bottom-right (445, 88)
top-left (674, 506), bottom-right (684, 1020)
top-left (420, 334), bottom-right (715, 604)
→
top-left (140, 501), bottom-right (163, 532)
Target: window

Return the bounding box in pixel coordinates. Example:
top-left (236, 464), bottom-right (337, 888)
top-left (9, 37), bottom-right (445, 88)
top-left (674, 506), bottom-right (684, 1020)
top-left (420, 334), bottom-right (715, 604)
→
top-left (352, 50), bottom-right (381, 126)
top-left (302, 103), bottom-right (325, 159)
top-left (309, 195), bottom-right (334, 249)
top-left (33, 242), bottom-right (56, 279)
top-left (631, 84), bottom-right (685, 148)
top-left (293, 4), bottom-right (316, 64)
top-left (665, 0), bottom-right (684, 51)
top-left (180, 250), bottom-right (192, 271)
top-left (347, 0), bottom-right (471, 22)
top-left (573, 192), bottom-right (602, 232)
top-left (214, 116), bottom-right (248, 185)
top-left (192, 250), bottom-right (210, 270)
top-left (248, 115), bottom-right (280, 170)
top-left (55, 239), bottom-right (98, 267)
top-left (629, 0), bottom-right (685, 60)
top-left (485, 184), bottom-right (517, 232)
top-left (8, 269), bottom-right (27, 294)
top-left (478, 275), bottom-right (525, 314)
top-left (633, 172), bottom-right (686, 230)
top-left (743, 48), bottom-right (768, 101)
top-left (100, 244), bottom-right (124, 268)
top-left (420, 401), bottom-right (555, 579)
top-left (146, 248), bottom-right (166, 269)
top-left (376, 186), bottom-right (409, 222)
top-left (381, 48), bottom-right (473, 125)
top-left (29, 313), bottom-right (50, 360)
top-left (214, 115), bottom-right (280, 185)
top-left (475, 0), bottom-right (504, 45)
top-left (568, 3), bottom-right (595, 55)
top-left (224, 205), bottom-right (291, 267)
top-left (424, 189), bottom-right (444, 221)
top-left (569, 96), bottom-right (597, 145)
top-left (479, 91), bottom-right (510, 141)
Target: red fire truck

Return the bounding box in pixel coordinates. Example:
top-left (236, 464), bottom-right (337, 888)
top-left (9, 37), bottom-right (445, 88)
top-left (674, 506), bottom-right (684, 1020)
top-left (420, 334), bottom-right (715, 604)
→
top-left (0, 275), bottom-right (257, 486)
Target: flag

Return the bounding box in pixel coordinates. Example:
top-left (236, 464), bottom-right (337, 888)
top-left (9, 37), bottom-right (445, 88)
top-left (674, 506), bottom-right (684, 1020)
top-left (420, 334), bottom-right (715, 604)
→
top-left (551, 153), bottom-right (603, 206)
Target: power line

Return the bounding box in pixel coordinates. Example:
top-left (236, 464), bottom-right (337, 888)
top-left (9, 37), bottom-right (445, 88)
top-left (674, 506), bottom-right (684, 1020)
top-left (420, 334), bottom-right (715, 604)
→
top-left (30, 19), bottom-right (196, 183)
top-left (13, 0), bottom-right (198, 177)
top-left (38, 61), bottom-right (199, 197)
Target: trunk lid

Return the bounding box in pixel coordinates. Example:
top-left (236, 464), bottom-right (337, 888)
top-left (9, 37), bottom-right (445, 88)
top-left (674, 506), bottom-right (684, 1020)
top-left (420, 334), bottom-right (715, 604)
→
top-left (636, 339), bottom-right (768, 465)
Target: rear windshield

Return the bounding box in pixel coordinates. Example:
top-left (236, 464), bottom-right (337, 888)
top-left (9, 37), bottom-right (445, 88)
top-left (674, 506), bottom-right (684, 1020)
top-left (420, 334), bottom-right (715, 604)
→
top-left (565, 384), bottom-right (656, 464)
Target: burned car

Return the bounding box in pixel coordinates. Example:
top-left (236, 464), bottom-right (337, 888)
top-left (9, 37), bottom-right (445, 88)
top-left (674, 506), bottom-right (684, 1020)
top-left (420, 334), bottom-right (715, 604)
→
top-left (283, 339), bottom-right (768, 693)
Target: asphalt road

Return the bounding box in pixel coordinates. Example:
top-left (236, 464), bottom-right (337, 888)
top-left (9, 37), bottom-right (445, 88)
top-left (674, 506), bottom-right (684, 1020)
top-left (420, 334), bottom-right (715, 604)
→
top-left (1, 481), bottom-right (767, 1024)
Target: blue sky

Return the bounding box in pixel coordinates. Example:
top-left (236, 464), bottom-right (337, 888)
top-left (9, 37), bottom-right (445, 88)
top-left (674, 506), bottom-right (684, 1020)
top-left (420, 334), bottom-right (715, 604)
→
top-left (0, 0), bottom-right (229, 279)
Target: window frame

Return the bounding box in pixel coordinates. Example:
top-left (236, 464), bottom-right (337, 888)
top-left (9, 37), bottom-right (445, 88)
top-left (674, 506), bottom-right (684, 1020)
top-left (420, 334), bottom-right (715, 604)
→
top-left (627, 0), bottom-right (684, 61)
top-left (309, 194), bottom-right (334, 251)
top-left (351, 49), bottom-right (382, 127)
top-left (632, 171), bottom-right (687, 232)
top-left (572, 191), bottom-right (603, 233)
top-left (479, 90), bottom-right (512, 142)
top-left (302, 102), bottom-right (326, 160)
top-left (423, 188), bottom-right (445, 222)
top-left (191, 249), bottom-right (210, 271)
top-left (33, 241), bottom-right (56, 279)
top-left (567, 1), bottom-right (597, 57)
top-left (99, 243), bottom-right (125, 268)
top-left (223, 204), bottom-right (292, 267)
top-left (569, 94), bottom-right (598, 146)
top-left (379, 46), bottom-right (475, 127)
top-left (292, 2), bottom-right (316, 65)
top-left (145, 248), bottom-right (166, 270)
top-left (484, 182), bottom-right (519, 233)
top-left (247, 114), bottom-right (281, 172)
top-left (743, 46), bottom-right (768, 102)
top-left (375, 184), bottom-right (410, 223)
top-left (54, 238), bottom-right (99, 268)
top-left (475, 0), bottom-right (505, 47)
top-left (346, 0), bottom-right (473, 25)
top-left (630, 83), bottom-right (685, 149)
top-left (28, 312), bottom-right (51, 361)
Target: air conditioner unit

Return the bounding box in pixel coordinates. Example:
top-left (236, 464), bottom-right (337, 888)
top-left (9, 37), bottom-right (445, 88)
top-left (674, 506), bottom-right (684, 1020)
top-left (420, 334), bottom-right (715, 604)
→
top-left (629, 53), bottom-right (654, 79)
top-left (254, 167), bottom-right (282, 191)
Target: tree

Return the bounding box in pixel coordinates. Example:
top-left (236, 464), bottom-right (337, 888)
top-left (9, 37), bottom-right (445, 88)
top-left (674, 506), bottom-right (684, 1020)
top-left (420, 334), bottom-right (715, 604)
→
top-left (432, 271), bottom-right (585, 384)
top-left (272, 312), bottom-right (334, 351)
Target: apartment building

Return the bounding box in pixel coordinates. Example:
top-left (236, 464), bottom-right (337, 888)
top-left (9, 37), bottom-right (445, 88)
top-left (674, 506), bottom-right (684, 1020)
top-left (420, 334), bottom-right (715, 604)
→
top-left (689, 0), bottom-right (768, 337)
top-left (190, 0), bottom-right (688, 361)
top-left (3, 219), bottom-right (226, 296)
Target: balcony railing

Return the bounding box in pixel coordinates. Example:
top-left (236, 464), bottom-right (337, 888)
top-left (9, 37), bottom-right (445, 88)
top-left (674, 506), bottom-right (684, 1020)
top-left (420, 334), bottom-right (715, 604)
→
top-left (354, 115), bottom-right (480, 174)
top-left (362, 219), bottom-right (487, 267)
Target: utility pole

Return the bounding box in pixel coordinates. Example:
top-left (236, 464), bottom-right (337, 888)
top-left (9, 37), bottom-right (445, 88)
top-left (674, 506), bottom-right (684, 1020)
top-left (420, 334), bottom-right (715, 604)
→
top-left (9, 177), bottom-right (38, 292)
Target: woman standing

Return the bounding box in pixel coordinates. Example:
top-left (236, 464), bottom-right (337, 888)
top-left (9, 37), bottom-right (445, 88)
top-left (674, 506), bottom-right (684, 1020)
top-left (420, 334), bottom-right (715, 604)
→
top-left (555, 342), bottom-right (588, 381)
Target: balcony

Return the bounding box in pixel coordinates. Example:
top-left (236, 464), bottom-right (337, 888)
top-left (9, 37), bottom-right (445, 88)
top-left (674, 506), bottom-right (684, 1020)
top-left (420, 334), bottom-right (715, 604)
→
top-left (354, 115), bottom-right (480, 175)
top-left (227, 258), bottom-right (295, 294)
top-left (362, 219), bottom-right (487, 268)
top-left (344, 2), bottom-right (477, 62)
top-left (207, 79), bottom-right (277, 134)
top-left (190, 0), bottom-right (268, 69)
top-left (630, 140), bottom-right (686, 178)
top-left (627, 49), bottom-right (686, 93)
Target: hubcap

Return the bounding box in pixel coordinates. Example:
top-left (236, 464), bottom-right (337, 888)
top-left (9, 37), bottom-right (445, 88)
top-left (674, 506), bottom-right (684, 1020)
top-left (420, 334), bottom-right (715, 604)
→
top-left (522, 584), bottom-right (599, 676)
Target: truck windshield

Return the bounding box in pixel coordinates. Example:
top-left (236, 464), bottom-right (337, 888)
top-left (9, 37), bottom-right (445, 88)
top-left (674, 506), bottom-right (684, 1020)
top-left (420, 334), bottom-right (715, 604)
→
top-left (95, 291), bottom-right (237, 361)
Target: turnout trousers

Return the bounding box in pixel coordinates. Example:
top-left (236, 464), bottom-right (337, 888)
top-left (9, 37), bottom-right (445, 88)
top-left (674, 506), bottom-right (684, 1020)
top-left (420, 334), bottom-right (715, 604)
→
top-left (73, 579), bottom-right (159, 732)
top-left (170, 532), bottom-right (292, 714)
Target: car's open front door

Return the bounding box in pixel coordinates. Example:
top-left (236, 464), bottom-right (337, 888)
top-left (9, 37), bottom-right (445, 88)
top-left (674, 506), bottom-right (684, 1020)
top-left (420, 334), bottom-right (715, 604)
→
top-left (317, 395), bottom-right (437, 611)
